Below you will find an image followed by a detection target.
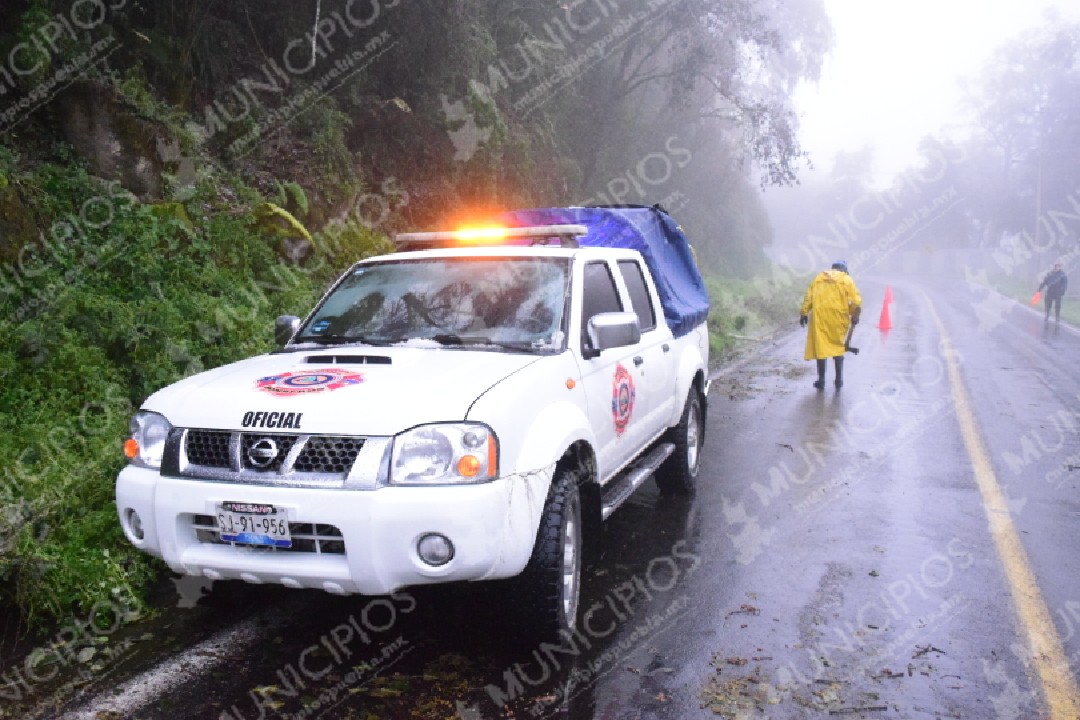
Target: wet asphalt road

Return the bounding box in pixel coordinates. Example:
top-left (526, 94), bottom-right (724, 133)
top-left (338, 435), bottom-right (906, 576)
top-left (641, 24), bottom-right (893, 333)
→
top-left (14, 272), bottom-right (1080, 720)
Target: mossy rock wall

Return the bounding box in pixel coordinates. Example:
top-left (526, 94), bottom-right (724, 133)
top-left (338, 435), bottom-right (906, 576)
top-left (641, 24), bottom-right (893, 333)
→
top-left (54, 80), bottom-right (163, 199)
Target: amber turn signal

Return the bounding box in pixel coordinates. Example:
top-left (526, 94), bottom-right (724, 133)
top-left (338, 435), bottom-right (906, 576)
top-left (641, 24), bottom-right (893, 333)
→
top-left (457, 454), bottom-right (482, 477)
top-left (123, 438), bottom-right (139, 460)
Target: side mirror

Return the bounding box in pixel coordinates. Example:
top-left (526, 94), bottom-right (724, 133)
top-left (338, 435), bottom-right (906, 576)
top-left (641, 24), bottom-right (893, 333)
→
top-left (585, 312), bottom-right (641, 358)
top-left (275, 315), bottom-right (301, 345)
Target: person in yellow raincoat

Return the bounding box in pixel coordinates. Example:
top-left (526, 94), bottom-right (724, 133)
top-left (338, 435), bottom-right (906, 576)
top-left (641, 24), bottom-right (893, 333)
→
top-left (799, 261), bottom-right (862, 389)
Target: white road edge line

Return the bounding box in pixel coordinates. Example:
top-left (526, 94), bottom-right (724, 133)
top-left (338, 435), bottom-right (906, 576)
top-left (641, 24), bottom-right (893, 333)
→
top-left (54, 611), bottom-right (272, 720)
top-left (925, 293), bottom-right (1080, 719)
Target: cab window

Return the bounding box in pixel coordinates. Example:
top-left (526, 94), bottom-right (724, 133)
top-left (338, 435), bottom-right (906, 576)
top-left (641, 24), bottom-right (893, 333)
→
top-left (581, 262), bottom-right (623, 347)
top-left (617, 260), bottom-right (656, 332)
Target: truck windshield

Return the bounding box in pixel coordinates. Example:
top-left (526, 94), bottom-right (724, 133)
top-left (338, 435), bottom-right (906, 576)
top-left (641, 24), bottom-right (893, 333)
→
top-left (296, 257), bottom-right (571, 351)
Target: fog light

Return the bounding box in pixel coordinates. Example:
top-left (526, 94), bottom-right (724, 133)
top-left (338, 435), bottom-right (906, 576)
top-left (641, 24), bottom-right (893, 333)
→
top-left (124, 508), bottom-right (144, 542)
top-left (417, 533), bottom-right (454, 566)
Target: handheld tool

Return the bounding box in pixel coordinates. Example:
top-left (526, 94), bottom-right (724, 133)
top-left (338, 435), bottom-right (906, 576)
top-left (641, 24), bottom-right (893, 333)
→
top-left (844, 323), bottom-right (859, 355)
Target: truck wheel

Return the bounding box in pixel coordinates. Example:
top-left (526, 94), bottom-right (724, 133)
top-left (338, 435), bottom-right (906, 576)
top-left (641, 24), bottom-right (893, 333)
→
top-left (656, 389), bottom-right (703, 495)
top-left (521, 469), bottom-right (582, 638)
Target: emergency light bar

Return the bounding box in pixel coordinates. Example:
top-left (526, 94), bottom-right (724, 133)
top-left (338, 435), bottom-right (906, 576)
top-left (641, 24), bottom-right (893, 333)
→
top-left (394, 224), bottom-right (589, 249)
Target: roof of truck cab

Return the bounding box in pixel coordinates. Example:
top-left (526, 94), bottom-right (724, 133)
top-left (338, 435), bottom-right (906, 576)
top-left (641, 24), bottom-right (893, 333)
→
top-left (364, 245), bottom-right (645, 262)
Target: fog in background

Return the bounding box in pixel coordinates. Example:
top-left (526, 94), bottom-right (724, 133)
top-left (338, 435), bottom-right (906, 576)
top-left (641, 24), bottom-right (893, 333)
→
top-left (764, 1), bottom-right (1080, 292)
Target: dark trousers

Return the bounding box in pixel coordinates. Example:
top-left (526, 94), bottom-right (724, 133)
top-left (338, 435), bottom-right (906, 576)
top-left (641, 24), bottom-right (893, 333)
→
top-left (815, 357), bottom-right (843, 386)
top-left (1045, 294), bottom-right (1062, 321)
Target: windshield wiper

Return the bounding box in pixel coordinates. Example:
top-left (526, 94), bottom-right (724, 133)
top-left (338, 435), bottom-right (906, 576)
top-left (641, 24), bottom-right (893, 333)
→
top-left (291, 334), bottom-right (398, 347)
top-left (430, 333), bottom-right (469, 346)
top-left (430, 333), bottom-right (515, 347)
top-left (430, 334), bottom-right (544, 352)
top-left (487, 339), bottom-right (544, 352)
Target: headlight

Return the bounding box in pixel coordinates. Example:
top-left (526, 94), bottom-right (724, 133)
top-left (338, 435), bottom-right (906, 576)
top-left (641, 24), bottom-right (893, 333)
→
top-left (389, 423), bottom-right (498, 485)
top-left (124, 411), bottom-right (172, 469)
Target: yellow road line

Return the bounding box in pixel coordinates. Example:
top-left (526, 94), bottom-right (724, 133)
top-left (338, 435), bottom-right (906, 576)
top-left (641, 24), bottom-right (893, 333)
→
top-left (925, 297), bottom-right (1080, 718)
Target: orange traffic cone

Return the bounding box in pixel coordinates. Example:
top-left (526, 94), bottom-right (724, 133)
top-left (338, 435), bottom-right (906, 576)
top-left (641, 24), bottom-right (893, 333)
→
top-left (884, 285), bottom-right (893, 304)
top-left (877, 296), bottom-right (893, 330)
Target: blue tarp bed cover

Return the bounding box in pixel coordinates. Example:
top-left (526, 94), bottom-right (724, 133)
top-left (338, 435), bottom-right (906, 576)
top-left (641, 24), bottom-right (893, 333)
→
top-left (501, 206), bottom-right (710, 338)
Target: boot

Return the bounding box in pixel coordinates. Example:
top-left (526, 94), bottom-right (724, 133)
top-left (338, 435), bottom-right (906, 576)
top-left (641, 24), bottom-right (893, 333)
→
top-left (833, 356), bottom-right (844, 389)
top-left (813, 359), bottom-right (826, 390)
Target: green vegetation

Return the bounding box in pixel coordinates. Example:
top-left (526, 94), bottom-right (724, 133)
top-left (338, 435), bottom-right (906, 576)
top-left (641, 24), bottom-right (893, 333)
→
top-left (705, 276), bottom-right (802, 361)
top-left (0, 154), bottom-right (391, 628)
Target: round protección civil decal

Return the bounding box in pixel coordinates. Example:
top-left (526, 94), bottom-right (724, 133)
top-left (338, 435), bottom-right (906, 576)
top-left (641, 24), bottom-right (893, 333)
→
top-left (256, 368), bottom-right (365, 396)
top-left (611, 363), bottom-right (636, 436)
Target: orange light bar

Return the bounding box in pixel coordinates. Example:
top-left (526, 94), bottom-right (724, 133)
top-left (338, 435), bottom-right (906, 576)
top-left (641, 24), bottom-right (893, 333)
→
top-left (394, 224), bottom-right (588, 248)
top-left (453, 227), bottom-right (510, 243)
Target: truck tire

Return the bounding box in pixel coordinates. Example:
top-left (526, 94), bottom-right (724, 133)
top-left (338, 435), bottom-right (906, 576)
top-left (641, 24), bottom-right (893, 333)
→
top-left (520, 469), bottom-right (582, 638)
top-left (656, 389), bottom-right (703, 495)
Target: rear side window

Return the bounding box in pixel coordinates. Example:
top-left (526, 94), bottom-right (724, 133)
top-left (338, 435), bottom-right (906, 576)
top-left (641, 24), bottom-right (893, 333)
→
top-left (581, 262), bottom-right (623, 346)
top-left (617, 260), bottom-right (656, 332)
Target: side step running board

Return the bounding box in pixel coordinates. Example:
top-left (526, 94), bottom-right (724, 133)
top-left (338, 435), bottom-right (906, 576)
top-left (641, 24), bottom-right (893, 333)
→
top-left (600, 442), bottom-right (675, 520)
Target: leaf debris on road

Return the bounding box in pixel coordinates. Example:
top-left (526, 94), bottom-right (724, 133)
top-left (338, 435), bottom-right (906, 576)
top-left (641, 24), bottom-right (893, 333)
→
top-left (725, 604), bottom-right (760, 618)
top-left (912, 644), bottom-right (946, 658)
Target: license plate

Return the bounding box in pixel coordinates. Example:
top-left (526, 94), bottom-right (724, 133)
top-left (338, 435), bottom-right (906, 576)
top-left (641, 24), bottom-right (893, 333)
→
top-left (216, 502), bottom-right (291, 548)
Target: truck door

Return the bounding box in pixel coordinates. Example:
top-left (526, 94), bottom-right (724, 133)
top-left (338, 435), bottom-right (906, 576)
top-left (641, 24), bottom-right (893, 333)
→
top-left (615, 258), bottom-right (676, 441)
top-left (577, 260), bottom-right (650, 481)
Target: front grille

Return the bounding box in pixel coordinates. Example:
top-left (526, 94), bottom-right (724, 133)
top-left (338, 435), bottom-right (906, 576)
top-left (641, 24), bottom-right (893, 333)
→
top-left (190, 514), bottom-right (346, 554)
top-left (295, 437), bottom-right (364, 474)
top-left (177, 430), bottom-right (366, 481)
top-left (186, 430), bottom-right (231, 468)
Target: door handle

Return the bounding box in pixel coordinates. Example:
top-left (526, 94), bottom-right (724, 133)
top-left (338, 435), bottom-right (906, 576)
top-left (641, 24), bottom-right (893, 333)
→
top-left (633, 356), bottom-right (644, 367)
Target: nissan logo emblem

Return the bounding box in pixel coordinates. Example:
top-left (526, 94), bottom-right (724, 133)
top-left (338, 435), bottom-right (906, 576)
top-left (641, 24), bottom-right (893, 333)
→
top-left (248, 438), bottom-right (279, 469)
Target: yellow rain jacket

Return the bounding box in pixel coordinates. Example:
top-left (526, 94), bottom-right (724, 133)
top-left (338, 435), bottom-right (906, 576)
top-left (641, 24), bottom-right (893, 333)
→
top-left (801, 270), bottom-right (862, 360)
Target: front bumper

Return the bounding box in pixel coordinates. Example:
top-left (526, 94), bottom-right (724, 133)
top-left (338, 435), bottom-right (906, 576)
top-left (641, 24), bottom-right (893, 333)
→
top-left (116, 465), bottom-right (549, 595)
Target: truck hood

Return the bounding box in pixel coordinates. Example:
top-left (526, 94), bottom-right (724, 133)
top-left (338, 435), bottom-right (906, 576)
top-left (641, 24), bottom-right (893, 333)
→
top-left (142, 346), bottom-right (543, 436)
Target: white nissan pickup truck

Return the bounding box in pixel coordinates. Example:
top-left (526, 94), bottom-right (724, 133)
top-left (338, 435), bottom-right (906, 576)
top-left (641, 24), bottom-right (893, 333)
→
top-left (116, 205), bottom-right (711, 637)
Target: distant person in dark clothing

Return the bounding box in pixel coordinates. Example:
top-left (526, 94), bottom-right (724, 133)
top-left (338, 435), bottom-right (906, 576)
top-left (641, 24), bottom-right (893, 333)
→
top-left (1038, 262), bottom-right (1068, 322)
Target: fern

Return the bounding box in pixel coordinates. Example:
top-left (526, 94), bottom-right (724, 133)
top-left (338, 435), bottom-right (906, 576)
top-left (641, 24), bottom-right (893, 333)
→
top-left (282, 181), bottom-right (309, 216)
top-left (254, 201), bottom-right (313, 241)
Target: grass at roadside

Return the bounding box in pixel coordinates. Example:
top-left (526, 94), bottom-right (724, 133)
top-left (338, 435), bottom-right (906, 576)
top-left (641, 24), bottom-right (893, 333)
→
top-left (704, 274), bottom-right (802, 365)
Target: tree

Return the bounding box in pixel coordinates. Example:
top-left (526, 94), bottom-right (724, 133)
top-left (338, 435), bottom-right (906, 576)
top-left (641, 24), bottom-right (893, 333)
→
top-left (960, 15), bottom-right (1080, 242)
